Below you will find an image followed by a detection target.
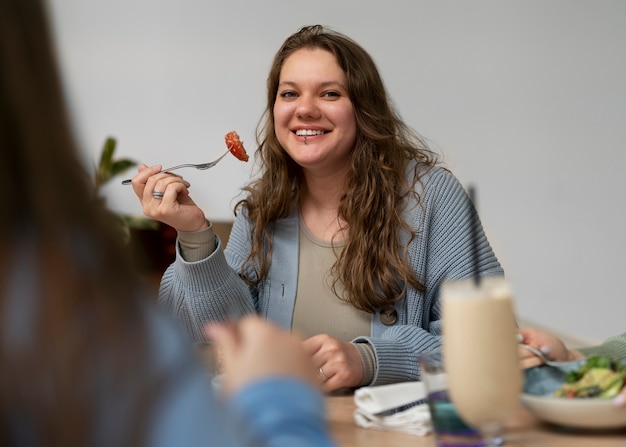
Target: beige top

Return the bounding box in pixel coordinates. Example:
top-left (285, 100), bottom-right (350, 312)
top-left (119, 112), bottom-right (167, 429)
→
top-left (178, 220), bottom-right (377, 385)
top-left (291, 222), bottom-right (371, 341)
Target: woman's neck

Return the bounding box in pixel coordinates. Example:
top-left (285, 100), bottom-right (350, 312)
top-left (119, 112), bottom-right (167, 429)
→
top-left (300, 171), bottom-right (348, 241)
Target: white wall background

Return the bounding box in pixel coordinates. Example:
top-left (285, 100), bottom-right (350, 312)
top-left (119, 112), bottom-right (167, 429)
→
top-left (46, 0), bottom-right (626, 344)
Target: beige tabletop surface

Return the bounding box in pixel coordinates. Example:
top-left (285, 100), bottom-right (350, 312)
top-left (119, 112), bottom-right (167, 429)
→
top-left (326, 394), bottom-right (626, 447)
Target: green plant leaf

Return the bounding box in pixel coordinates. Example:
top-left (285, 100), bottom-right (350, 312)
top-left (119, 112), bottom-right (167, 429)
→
top-left (122, 214), bottom-right (160, 230)
top-left (99, 137), bottom-right (116, 172)
top-left (110, 159), bottom-right (137, 178)
top-left (95, 137), bottom-right (137, 189)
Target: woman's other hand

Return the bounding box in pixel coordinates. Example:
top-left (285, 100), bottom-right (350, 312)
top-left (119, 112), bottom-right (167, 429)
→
top-left (129, 164), bottom-right (208, 232)
top-left (303, 334), bottom-right (364, 392)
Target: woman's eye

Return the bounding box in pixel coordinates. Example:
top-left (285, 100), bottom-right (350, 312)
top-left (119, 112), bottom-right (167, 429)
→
top-left (279, 91), bottom-right (297, 98)
top-left (322, 91), bottom-right (341, 98)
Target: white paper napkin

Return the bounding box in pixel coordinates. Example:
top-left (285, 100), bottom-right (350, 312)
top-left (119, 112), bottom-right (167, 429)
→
top-left (353, 381), bottom-right (432, 436)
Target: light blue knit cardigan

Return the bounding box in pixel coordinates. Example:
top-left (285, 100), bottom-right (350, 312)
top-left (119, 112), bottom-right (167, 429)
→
top-left (158, 166), bottom-right (504, 385)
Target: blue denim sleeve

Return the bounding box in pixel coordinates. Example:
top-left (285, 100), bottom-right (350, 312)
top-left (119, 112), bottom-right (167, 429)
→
top-left (230, 378), bottom-right (337, 447)
top-left (523, 361), bottom-right (585, 395)
top-left (145, 309), bottom-right (335, 447)
top-left (149, 373), bottom-right (335, 447)
top-left (148, 368), bottom-right (250, 447)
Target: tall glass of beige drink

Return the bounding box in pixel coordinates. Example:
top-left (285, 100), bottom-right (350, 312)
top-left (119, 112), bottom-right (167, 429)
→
top-left (441, 276), bottom-right (522, 445)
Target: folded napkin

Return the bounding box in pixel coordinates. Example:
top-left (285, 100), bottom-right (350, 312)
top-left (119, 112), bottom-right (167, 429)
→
top-left (353, 381), bottom-right (432, 436)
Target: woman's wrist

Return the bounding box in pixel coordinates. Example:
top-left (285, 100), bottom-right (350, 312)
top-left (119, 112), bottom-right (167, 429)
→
top-left (177, 221), bottom-right (216, 261)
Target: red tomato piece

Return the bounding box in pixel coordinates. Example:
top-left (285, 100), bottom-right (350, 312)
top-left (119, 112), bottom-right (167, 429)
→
top-left (225, 131), bottom-right (249, 162)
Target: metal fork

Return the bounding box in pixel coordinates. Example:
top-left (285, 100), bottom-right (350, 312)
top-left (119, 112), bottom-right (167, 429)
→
top-left (518, 343), bottom-right (579, 367)
top-left (121, 149), bottom-right (230, 185)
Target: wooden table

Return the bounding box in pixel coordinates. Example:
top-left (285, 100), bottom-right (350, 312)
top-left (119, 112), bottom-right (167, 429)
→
top-left (326, 394), bottom-right (626, 447)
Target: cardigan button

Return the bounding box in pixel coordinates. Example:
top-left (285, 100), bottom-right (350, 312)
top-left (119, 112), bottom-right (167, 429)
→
top-left (379, 306), bottom-right (398, 325)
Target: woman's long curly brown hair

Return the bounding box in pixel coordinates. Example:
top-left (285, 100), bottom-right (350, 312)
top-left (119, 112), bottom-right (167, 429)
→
top-left (238, 25), bottom-right (439, 312)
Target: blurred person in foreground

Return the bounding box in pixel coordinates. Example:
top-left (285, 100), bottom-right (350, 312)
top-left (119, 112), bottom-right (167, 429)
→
top-left (0, 1), bottom-right (334, 446)
top-left (519, 328), bottom-right (626, 406)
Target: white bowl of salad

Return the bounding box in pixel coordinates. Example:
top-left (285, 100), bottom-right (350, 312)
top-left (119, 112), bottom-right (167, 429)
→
top-left (521, 356), bottom-right (626, 429)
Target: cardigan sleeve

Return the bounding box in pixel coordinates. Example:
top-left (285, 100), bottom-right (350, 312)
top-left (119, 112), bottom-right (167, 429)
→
top-left (157, 213), bottom-right (257, 342)
top-left (577, 332), bottom-right (626, 362)
top-left (355, 168), bottom-right (504, 384)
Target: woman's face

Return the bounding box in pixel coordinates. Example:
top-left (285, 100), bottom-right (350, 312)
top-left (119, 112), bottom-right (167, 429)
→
top-left (273, 48), bottom-right (357, 175)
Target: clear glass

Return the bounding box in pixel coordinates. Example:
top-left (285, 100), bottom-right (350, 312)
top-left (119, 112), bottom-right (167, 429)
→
top-left (441, 276), bottom-right (522, 445)
top-left (420, 351), bottom-right (487, 447)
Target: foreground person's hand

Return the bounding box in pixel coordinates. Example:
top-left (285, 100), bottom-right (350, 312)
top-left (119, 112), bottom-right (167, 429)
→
top-left (205, 316), bottom-right (318, 396)
top-left (304, 334), bottom-right (364, 392)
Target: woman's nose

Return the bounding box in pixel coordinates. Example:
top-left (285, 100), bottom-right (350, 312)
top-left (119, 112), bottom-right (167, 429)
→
top-left (295, 95), bottom-right (321, 119)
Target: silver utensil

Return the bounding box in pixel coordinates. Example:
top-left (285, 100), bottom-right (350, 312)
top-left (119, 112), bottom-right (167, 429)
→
top-left (518, 343), bottom-right (578, 367)
top-left (121, 148), bottom-right (230, 185)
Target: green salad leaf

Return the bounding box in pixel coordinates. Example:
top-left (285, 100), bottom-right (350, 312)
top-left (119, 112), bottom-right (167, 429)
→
top-left (555, 356), bottom-right (626, 398)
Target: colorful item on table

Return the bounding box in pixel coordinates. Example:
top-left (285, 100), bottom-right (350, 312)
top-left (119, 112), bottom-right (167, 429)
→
top-left (555, 356), bottom-right (626, 398)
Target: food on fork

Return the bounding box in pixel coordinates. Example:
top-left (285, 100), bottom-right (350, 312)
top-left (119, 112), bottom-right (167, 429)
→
top-left (225, 131), bottom-right (249, 162)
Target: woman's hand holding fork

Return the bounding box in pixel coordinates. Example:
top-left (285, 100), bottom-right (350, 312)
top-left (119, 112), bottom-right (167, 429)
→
top-left (129, 163), bottom-right (209, 233)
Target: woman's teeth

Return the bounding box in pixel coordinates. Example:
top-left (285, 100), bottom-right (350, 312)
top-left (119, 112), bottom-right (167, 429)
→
top-left (295, 129), bottom-right (326, 136)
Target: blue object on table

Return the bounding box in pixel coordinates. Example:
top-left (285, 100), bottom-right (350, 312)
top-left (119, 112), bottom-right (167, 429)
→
top-left (523, 360), bottom-right (585, 396)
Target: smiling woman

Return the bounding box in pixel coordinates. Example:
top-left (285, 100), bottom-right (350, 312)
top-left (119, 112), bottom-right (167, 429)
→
top-left (126, 24), bottom-right (503, 393)
top-left (48, 1), bottom-right (626, 343)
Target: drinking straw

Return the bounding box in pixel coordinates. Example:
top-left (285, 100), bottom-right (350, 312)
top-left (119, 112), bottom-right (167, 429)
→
top-left (467, 185), bottom-right (481, 286)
